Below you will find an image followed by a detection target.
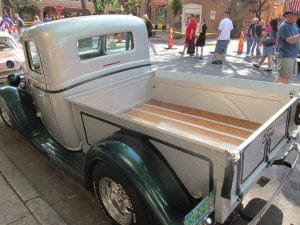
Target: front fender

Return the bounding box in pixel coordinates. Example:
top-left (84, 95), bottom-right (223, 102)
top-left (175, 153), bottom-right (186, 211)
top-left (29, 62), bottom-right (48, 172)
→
top-left (0, 86), bottom-right (42, 139)
top-left (85, 133), bottom-right (193, 225)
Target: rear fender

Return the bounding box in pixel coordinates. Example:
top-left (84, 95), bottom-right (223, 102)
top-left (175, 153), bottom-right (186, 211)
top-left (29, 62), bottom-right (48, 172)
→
top-left (85, 133), bottom-right (193, 225)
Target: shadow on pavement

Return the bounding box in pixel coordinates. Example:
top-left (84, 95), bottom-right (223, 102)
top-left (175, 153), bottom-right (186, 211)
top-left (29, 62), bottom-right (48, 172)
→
top-left (230, 198), bottom-right (283, 225)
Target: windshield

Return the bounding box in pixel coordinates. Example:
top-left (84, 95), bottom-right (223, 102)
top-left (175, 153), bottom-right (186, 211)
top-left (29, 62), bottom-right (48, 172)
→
top-left (0, 37), bottom-right (16, 51)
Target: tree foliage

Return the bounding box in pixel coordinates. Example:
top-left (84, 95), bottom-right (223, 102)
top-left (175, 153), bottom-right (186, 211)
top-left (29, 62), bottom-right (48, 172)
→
top-left (248, 0), bottom-right (269, 20)
top-left (170, 0), bottom-right (182, 17)
top-left (8, 0), bottom-right (38, 16)
top-left (92, 0), bottom-right (119, 14)
top-left (123, 0), bottom-right (141, 15)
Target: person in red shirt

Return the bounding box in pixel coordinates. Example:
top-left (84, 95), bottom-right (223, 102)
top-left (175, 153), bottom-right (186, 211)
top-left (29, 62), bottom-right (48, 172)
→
top-left (180, 14), bottom-right (197, 55)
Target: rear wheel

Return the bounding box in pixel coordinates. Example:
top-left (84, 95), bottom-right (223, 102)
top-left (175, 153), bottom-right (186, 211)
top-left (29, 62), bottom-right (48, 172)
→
top-left (0, 96), bottom-right (15, 129)
top-left (92, 162), bottom-right (150, 225)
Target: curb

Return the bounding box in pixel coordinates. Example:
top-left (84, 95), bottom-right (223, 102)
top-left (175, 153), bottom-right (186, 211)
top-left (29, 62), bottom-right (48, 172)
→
top-left (0, 149), bottom-right (67, 225)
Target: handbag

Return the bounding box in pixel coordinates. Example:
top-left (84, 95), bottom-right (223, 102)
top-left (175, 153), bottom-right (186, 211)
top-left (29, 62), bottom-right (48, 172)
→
top-left (262, 31), bottom-right (277, 46)
top-left (187, 44), bottom-right (195, 55)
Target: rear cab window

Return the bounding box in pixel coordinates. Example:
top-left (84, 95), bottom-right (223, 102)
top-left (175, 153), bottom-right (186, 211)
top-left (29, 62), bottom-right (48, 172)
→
top-left (77, 32), bottom-right (134, 60)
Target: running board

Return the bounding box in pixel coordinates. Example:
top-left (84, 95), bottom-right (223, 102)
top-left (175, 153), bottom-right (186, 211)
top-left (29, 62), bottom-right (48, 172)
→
top-left (31, 132), bottom-right (86, 185)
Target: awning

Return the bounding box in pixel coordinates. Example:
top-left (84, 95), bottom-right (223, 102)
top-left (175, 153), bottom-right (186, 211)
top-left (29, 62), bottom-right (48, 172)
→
top-left (152, 0), bottom-right (168, 7)
top-left (285, 0), bottom-right (300, 13)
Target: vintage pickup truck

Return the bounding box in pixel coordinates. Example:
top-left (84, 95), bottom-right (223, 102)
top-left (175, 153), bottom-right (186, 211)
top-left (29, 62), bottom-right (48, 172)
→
top-left (0, 15), bottom-right (299, 225)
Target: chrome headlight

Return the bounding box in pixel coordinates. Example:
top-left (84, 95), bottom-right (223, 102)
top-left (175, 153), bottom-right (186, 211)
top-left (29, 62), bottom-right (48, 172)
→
top-left (6, 60), bottom-right (15, 69)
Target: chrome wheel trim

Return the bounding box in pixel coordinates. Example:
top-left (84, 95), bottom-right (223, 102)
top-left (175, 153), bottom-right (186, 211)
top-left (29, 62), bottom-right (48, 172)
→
top-left (0, 100), bottom-right (13, 127)
top-left (99, 177), bottom-right (133, 225)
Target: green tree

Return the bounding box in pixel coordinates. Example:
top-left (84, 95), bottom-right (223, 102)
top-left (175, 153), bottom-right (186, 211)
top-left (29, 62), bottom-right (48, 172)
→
top-left (248, 0), bottom-right (269, 20)
top-left (9, 0), bottom-right (38, 20)
top-left (123, 0), bottom-right (141, 15)
top-left (92, 0), bottom-right (119, 14)
top-left (170, 0), bottom-right (182, 17)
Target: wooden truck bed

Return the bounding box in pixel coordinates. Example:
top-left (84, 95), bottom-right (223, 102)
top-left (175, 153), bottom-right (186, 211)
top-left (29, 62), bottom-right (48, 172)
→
top-left (121, 100), bottom-right (261, 148)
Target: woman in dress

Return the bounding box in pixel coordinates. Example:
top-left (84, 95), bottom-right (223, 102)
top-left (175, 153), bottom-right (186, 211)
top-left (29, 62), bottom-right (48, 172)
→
top-left (195, 18), bottom-right (207, 59)
top-left (253, 19), bottom-right (278, 72)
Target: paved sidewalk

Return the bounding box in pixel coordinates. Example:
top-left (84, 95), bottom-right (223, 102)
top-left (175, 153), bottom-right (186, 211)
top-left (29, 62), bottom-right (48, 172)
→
top-left (0, 149), bottom-right (66, 225)
top-left (150, 39), bottom-right (300, 85)
top-left (0, 120), bottom-right (108, 225)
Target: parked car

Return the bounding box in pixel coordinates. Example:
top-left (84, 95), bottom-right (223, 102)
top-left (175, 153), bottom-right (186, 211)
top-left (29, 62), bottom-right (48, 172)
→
top-left (0, 16), bottom-right (299, 225)
top-left (0, 31), bottom-right (24, 84)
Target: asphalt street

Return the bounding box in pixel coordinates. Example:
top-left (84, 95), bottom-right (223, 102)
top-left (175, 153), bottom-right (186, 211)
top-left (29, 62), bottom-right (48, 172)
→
top-left (0, 39), bottom-right (299, 225)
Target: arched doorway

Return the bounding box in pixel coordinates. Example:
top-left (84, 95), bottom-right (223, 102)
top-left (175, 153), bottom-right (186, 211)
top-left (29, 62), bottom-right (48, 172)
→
top-left (43, 6), bottom-right (56, 19)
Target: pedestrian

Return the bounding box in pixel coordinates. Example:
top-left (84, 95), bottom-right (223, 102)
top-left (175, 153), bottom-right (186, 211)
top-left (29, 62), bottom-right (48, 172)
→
top-left (0, 17), bottom-right (10, 32)
top-left (250, 18), bottom-right (262, 56)
top-left (212, 11), bottom-right (233, 64)
top-left (3, 14), bottom-right (13, 30)
top-left (33, 15), bottom-right (42, 25)
top-left (50, 15), bottom-right (55, 21)
top-left (195, 18), bottom-right (207, 59)
top-left (44, 15), bottom-right (50, 22)
top-left (13, 13), bottom-right (24, 35)
top-left (180, 14), bottom-right (197, 56)
top-left (276, 10), bottom-right (300, 83)
top-left (246, 18), bottom-right (257, 57)
top-left (253, 19), bottom-right (278, 72)
top-left (142, 14), bottom-right (157, 55)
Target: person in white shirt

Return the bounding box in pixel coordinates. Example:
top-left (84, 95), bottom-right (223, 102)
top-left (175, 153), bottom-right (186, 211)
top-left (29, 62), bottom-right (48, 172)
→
top-left (212, 12), bottom-right (233, 64)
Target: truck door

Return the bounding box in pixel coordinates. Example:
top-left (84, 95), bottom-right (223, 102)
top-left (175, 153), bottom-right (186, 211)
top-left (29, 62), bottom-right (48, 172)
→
top-left (25, 40), bottom-right (64, 144)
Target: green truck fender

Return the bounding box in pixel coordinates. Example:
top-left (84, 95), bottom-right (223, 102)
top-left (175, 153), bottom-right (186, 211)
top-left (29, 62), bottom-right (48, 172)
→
top-left (0, 86), bottom-right (43, 139)
top-left (84, 133), bottom-right (194, 225)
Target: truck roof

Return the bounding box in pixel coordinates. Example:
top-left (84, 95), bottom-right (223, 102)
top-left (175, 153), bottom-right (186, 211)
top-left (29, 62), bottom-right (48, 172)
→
top-left (23, 15), bottom-right (146, 41)
top-left (21, 15), bottom-right (150, 92)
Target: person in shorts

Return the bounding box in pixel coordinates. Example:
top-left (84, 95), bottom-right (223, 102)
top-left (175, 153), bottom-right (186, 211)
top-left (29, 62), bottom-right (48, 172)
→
top-left (276, 10), bottom-right (300, 83)
top-left (212, 12), bottom-right (233, 64)
top-left (253, 19), bottom-right (278, 72)
top-left (195, 18), bottom-right (207, 59)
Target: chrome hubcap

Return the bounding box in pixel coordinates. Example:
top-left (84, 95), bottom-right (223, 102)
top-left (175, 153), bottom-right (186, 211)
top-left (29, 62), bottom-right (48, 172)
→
top-left (99, 177), bottom-right (134, 225)
top-left (0, 100), bottom-right (12, 127)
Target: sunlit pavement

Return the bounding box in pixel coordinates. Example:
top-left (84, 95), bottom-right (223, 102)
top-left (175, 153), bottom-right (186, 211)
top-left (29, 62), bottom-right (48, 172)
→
top-left (150, 39), bottom-right (300, 85)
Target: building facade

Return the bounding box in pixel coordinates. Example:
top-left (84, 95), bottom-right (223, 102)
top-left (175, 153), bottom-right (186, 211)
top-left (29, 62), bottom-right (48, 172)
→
top-left (139, 0), bottom-right (232, 32)
top-left (140, 0), bottom-right (285, 33)
top-left (2, 0), bottom-right (95, 21)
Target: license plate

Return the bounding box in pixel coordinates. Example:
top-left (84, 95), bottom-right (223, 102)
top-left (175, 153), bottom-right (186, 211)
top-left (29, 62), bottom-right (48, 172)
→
top-left (184, 191), bottom-right (215, 225)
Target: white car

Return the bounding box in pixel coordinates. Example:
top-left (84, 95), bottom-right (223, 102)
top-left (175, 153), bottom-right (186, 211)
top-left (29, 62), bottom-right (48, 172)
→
top-left (0, 31), bottom-right (24, 84)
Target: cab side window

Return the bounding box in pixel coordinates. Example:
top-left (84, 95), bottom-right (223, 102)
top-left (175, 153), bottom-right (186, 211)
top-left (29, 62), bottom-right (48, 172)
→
top-left (26, 41), bottom-right (42, 74)
top-left (77, 32), bottom-right (134, 60)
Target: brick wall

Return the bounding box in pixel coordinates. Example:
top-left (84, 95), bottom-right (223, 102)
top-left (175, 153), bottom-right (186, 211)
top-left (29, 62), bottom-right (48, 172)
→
top-left (35, 0), bottom-right (94, 11)
top-left (34, 0), bottom-right (94, 17)
top-left (140, 0), bottom-right (233, 33)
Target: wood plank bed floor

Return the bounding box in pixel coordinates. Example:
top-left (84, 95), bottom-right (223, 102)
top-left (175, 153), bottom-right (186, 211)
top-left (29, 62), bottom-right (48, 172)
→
top-left (120, 100), bottom-right (261, 148)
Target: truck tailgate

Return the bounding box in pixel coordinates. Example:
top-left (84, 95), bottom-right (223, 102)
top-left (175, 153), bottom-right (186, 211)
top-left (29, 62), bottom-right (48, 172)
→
top-left (237, 96), bottom-right (299, 190)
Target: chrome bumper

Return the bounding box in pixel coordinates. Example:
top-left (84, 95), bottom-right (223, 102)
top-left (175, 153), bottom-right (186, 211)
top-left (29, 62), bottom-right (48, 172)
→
top-left (246, 143), bottom-right (299, 225)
